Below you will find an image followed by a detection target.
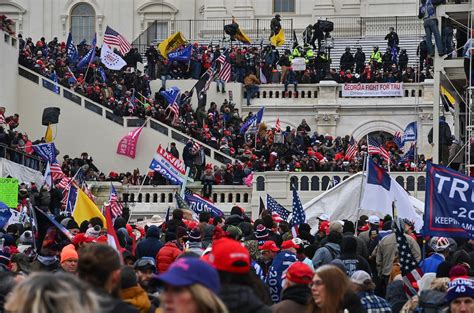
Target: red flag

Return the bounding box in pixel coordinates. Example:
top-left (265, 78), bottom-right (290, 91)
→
top-left (105, 203), bottom-right (123, 259)
top-left (116, 125), bottom-right (144, 159)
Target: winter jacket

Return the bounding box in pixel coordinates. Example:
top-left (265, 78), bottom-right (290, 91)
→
top-left (120, 286), bottom-right (151, 313)
top-left (95, 288), bottom-right (139, 313)
top-left (186, 242), bottom-right (204, 256)
top-left (312, 242), bottom-right (341, 269)
top-left (156, 242), bottom-right (182, 273)
top-left (219, 284), bottom-right (273, 313)
top-left (267, 250), bottom-right (297, 303)
top-left (136, 226), bottom-right (163, 259)
top-left (339, 252), bottom-right (372, 277)
top-left (419, 253), bottom-right (445, 274)
top-left (271, 284), bottom-right (311, 313)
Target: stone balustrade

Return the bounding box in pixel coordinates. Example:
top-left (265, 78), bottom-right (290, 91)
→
top-left (88, 171), bottom-right (426, 220)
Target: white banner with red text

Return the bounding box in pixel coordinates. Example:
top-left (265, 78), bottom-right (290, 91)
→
top-left (341, 83), bottom-right (404, 97)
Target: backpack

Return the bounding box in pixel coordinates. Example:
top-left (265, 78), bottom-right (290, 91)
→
top-left (324, 244), bottom-right (340, 261)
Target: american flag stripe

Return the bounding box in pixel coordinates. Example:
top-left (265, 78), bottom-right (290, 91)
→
top-left (191, 141), bottom-right (201, 154)
top-left (104, 26), bottom-right (131, 55)
top-left (204, 68), bottom-right (216, 93)
top-left (290, 184), bottom-right (306, 238)
top-left (50, 162), bottom-right (65, 181)
top-left (109, 184), bottom-right (123, 219)
top-left (345, 137), bottom-right (358, 160)
top-left (275, 118), bottom-right (281, 132)
top-left (368, 137), bottom-right (390, 162)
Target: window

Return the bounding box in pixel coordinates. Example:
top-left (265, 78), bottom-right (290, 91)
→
top-left (273, 0), bottom-right (295, 13)
top-left (71, 3), bottom-right (95, 44)
top-left (148, 21), bottom-right (168, 43)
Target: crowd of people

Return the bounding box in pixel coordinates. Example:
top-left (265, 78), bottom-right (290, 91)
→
top-left (0, 205), bottom-right (473, 313)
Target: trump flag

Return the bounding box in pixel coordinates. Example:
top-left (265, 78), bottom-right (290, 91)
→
top-left (361, 158), bottom-right (423, 231)
top-left (423, 163), bottom-right (474, 238)
top-left (149, 145), bottom-right (186, 185)
top-left (117, 125), bottom-right (144, 159)
top-left (100, 43), bottom-right (127, 70)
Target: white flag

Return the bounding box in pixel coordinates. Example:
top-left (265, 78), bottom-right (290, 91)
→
top-left (100, 43), bottom-right (127, 70)
top-left (43, 162), bottom-right (53, 187)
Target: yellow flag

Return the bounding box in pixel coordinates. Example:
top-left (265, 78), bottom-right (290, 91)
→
top-left (73, 189), bottom-right (106, 227)
top-left (270, 29), bottom-right (285, 47)
top-left (157, 32), bottom-right (187, 59)
top-left (440, 85), bottom-right (455, 106)
top-left (45, 124), bottom-right (53, 143)
top-left (235, 28), bottom-right (251, 44)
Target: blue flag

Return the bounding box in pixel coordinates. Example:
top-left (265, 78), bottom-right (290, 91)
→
top-left (0, 202), bottom-right (12, 229)
top-left (402, 121), bottom-right (417, 144)
top-left (77, 34), bottom-right (97, 69)
top-left (98, 66), bottom-right (107, 82)
top-left (240, 107), bottom-right (265, 134)
top-left (184, 189), bottom-right (224, 218)
top-left (51, 72), bottom-right (59, 94)
top-left (168, 45), bottom-right (192, 62)
top-left (160, 87), bottom-right (181, 105)
top-left (66, 32), bottom-right (78, 63)
top-left (65, 185), bottom-right (78, 214)
top-left (32, 142), bottom-right (58, 163)
top-left (400, 144), bottom-right (415, 163)
top-left (423, 162), bottom-right (474, 238)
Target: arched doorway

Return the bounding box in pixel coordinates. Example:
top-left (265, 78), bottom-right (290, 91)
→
top-left (70, 3), bottom-right (95, 43)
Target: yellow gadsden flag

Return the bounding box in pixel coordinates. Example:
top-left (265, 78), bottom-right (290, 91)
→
top-left (45, 124), bottom-right (53, 143)
top-left (73, 189), bottom-right (106, 226)
top-left (235, 27), bottom-right (251, 44)
top-left (157, 32), bottom-right (187, 59)
top-left (270, 29), bottom-right (285, 47)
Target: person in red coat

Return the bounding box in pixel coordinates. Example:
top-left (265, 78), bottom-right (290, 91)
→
top-left (155, 229), bottom-right (184, 273)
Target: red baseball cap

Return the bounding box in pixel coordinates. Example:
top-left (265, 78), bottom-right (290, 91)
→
top-left (281, 240), bottom-right (300, 250)
top-left (258, 240), bottom-right (279, 252)
top-left (209, 237), bottom-right (250, 274)
top-left (285, 262), bottom-right (314, 285)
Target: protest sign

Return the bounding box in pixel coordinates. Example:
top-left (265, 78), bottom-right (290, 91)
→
top-left (0, 178), bottom-right (18, 208)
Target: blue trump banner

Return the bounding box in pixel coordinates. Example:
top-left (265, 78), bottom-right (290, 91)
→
top-left (424, 163), bottom-right (474, 238)
top-left (168, 45), bottom-right (192, 62)
top-left (240, 107), bottom-right (264, 134)
top-left (402, 121), bottom-right (417, 144)
top-left (184, 189), bottom-right (224, 218)
top-left (149, 145), bottom-right (186, 185)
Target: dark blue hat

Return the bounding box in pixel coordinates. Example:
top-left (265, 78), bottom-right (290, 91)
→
top-left (154, 258), bottom-right (220, 294)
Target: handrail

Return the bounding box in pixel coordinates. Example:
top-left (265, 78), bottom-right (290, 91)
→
top-left (17, 65), bottom-right (237, 165)
top-left (0, 143), bottom-right (44, 171)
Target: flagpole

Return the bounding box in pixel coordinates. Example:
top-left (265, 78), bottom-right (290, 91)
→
top-left (354, 151), bottom-right (368, 233)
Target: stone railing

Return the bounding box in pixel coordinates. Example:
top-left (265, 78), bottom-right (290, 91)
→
top-left (89, 171), bottom-right (426, 220)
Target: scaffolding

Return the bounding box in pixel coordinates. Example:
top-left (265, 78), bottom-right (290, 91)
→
top-left (432, 2), bottom-right (473, 175)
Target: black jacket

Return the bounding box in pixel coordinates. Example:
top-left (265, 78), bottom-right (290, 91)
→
top-left (280, 284), bottom-right (311, 305)
top-left (136, 226), bottom-right (164, 259)
top-left (219, 284), bottom-right (273, 313)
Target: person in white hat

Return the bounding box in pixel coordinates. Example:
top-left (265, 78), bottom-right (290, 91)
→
top-left (351, 270), bottom-right (392, 312)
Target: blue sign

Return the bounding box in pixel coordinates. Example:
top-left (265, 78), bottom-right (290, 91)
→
top-left (0, 202), bottom-right (12, 229)
top-left (423, 162), bottom-right (474, 238)
top-left (402, 121), bottom-right (417, 144)
top-left (168, 45), bottom-right (192, 62)
top-left (184, 191), bottom-right (224, 217)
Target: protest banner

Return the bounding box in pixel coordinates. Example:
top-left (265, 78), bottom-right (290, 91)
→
top-left (291, 57), bottom-right (306, 71)
top-left (342, 83), bottom-right (404, 97)
top-left (0, 178), bottom-right (18, 208)
top-left (149, 145), bottom-right (187, 185)
top-left (423, 163), bottom-right (474, 238)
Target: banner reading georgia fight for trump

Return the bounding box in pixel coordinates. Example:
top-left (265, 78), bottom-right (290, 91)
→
top-left (424, 162), bottom-right (474, 238)
top-left (341, 83), bottom-right (404, 97)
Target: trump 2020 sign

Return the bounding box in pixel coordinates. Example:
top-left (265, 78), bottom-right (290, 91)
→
top-left (424, 162), bottom-right (474, 238)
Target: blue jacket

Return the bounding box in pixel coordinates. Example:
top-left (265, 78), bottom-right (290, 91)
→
top-left (419, 253), bottom-right (445, 273)
top-left (136, 226), bottom-right (164, 259)
top-left (266, 250), bottom-right (297, 303)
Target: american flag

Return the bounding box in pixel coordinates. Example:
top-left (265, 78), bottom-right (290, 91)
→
top-left (204, 68), bottom-right (216, 93)
top-left (345, 136), bottom-right (358, 160)
top-left (368, 136), bottom-right (391, 162)
top-left (274, 118), bottom-right (281, 132)
top-left (109, 183), bottom-right (123, 219)
top-left (393, 131), bottom-right (404, 150)
top-left (50, 162), bottom-right (65, 181)
top-left (290, 184), bottom-right (306, 238)
top-left (216, 54), bottom-right (232, 82)
top-left (191, 141), bottom-right (201, 154)
top-left (104, 26), bottom-right (131, 55)
top-left (395, 223), bottom-right (423, 296)
top-left (168, 102), bottom-right (179, 116)
top-left (57, 176), bottom-right (72, 190)
top-left (267, 194), bottom-right (290, 221)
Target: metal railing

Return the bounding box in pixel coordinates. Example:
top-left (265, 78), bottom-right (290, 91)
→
top-left (17, 65), bottom-right (236, 166)
top-left (0, 143), bottom-right (44, 171)
top-left (132, 16), bottom-right (423, 53)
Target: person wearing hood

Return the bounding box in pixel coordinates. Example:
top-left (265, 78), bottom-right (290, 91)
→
top-left (339, 236), bottom-right (371, 277)
top-left (225, 206), bottom-right (245, 226)
top-left (428, 115), bottom-right (452, 165)
top-left (120, 266), bottom-right (151, 313)
top-left (267, 240), bottom-right (299, 303)
top-left (272, 262), bottom-right (313, 313)
top-left (312, 231), bottom-right (342, 269)
top-left (210, 237), bottom-right (272, 313)
top-left (136, 225), bottom-right (163, 259)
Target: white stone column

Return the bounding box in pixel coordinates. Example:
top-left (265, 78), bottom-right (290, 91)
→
top-left (204, 0), bottom-right (228, 19)
top-left (232, 0), bottom-right (255, 18)
top-left (312, 0), bottom-right (336, 17)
